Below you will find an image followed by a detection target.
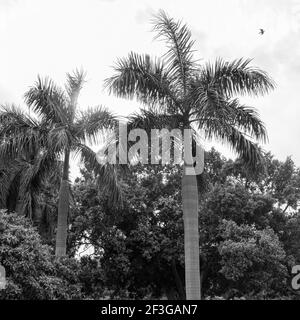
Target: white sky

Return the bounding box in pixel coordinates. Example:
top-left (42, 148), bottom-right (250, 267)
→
top-left (1, 0), bottom-right (300, 178)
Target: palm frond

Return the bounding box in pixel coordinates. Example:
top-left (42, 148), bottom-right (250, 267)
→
top-left (0, 150), bottom-right (58, 218)
top-left (224, 99), bottom-right (268, 143)
top-left (191, 98), bottom-right (268, 143)
top-left (0, 165), bottom-right (11, 207)
top-left (75, 106), bottom-right (117, 144)
top-left (74, 143), bottom-right (122, 204)
top-left (48, 126), bottom-right (72, 154)
top-left (65, 69), bottom-right (86, 120)
top-left (127, 109), bottom-right (189, 165)
top-left (24, 76), bottom-right (68, 124)
top-left (200, 58), bottom-right (275, 97)
top-left (0, 105), bottom-right (46, 159)
top-left (128, 108), bottom-right (182, 131)
top-left (17, 151), bottom-right (58, 218)
top-left (201, 117), bottom-right (264, 170)
top-left (152, 10), bottom-right (197, 95)
top-left (227, 128), bottom-right (265, 171)
top-left (0, 104), bottom-right (39, 127)
top-left (105, 52), bottom-right (177, 111)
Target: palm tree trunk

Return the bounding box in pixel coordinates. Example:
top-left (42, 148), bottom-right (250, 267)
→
top-left (182, 164), bottom-right (201, 299)
top-left (55, 149), bottom-right (70, 257)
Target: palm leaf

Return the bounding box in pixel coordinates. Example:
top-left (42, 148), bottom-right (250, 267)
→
top-left (105, 52), bottom-right (178, 111)
top-left (75, 106), bottom-right (117, 144)
top-left (48, 125), bottom-right (73, 154)
top-left (191, 98), bottom-right (268, 143)
top-left (24, 76), bottom-right (68, 124)
top-left (128, 108), bottom-right (182, 131)
top-left (17, 151), bottom-right (58, 218)
top-left (74, 143), bottom-right (123, 204)
top-left (200, 58), bottom-right (275, 97)
top-left (152, 10), bottom-right (197, 96)
top-left (65, 69), bottom-right (86, 121)
top-left (0, 105), bottom-right (47, 159)
top-left (201, 117), bottom-right (264, 170)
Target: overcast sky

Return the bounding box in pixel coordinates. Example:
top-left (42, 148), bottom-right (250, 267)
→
top-left (1, 0), bottom-right (300, 178)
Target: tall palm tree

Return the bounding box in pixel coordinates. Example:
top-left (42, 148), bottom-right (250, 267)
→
top-left (105, 11), bottom-right (274, 299)
top-left (0, 70), bottom-right (120, 257)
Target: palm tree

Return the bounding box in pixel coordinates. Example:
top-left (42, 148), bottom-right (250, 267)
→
top-left (0, 105), bottom-right (59, 218)
top-left (105, 11), bottom-right (274, 299)
top-left (0, 70), bottom-right (119, 257)
top-left (0, 151), bottom-right (62, 244)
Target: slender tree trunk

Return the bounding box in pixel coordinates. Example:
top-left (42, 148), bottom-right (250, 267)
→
top-left (182, 164), bottom-right (201, 299)
top-left (55, 149), bottom-right (70, 257)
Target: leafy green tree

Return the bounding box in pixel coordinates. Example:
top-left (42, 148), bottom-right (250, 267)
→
top-left (279, 210), bottom-right (300, 273)
top-left (224, 153), bottom-right (300, 213)
top-left (0, 70), bottom-right (119, 257)
top-left (69, 164), bottom-right (185, 299)
top-left (0, 209), bottom-right (102, 299)
top-left (105, 10), bottom-right (274, 299)
top-left (218, 220), bottom-right (288, 299)
top-left (69, 149), bottom-right (296, 300)
top-left (264, 156), bottom-right (300, 213)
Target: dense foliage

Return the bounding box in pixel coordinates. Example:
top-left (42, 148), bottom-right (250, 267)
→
top-left (68, 149), bottom-right (300, 299)
top-left (0, 210), bottom-right (104, 299)
top-left (1, 148), bottom-right (300, 299)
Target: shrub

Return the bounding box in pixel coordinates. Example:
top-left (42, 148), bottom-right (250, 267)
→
top-left (0, 210), bottom-right (85, 299)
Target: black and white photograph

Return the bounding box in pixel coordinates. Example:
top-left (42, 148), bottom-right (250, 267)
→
top-left (1, 0), bottom-right (300, 307)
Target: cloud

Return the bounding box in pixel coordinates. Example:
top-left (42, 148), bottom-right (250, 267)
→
top-left (135, 7), bottom-right (155, 24)
top-left (0, 85), bottom-right (15, 105)
top-left (1, 0), bottom-right (300, 169)
top-left (0, 0), bottom-right (19, 8)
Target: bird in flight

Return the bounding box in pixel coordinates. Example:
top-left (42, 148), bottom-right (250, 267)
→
top-left (259, 28), bottom-right (265, 35)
